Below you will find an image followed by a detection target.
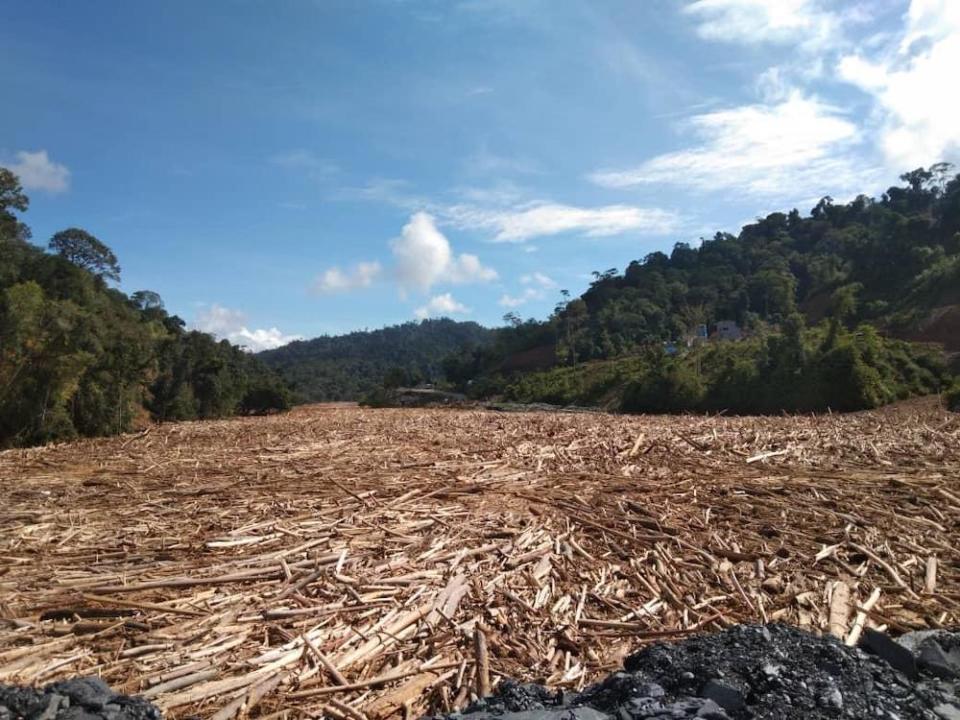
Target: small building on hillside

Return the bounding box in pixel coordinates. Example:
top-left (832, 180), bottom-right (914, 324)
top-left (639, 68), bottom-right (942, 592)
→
top-left (684, 324), bottom-right (709, 347)
top-left (715, 320), bottom-right (742, 341)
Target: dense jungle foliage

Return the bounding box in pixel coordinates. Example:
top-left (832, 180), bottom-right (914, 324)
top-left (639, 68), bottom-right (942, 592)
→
top-left (441, 165), bottom-right (960, 412)
top-left (0, 168), bottom-right (290, 447)
top-left (502, 321), bottom-right (947, 413)
top-left (257, 319), bottom-right (492, 402)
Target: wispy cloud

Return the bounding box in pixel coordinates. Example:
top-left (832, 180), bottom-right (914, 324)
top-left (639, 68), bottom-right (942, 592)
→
top-left (446, 202), bottom-right (680, 242)
top-left (194, 304), bottom-right (303, 352)
top-left (683, 0), bottom-right (841, 50)
top-left (590, 92), bottom-right (873, 203)
top-left (521, 271), bottom-right (557, 288)
top-left (312, 261), bottom-right (382, 294)
top-left (414, 292), bottom-right (470, 320)
top-left (499, 271), bottom-right (559, 308)
top-left (837, 0), bottom-right (960, 170)
top-left (341, 179), bottom-right (678, 243)
top-left (7, 150), bottom-right (70, 193)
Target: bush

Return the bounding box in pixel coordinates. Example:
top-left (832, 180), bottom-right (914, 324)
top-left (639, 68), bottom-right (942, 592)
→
top-left (946, 382), bottom-right (960, 413)
top-left (240, 383), bottom-right (291, 415)
top-left (621, 361), bottom-right (705, 413)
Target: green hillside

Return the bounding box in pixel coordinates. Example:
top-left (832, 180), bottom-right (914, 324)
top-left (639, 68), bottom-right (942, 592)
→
top-left (258, 319), bottom-right (492, 402)
top-left (0, 168), bottom-right (290, 448)
top-left (442, 165), bottom-right (960, 412)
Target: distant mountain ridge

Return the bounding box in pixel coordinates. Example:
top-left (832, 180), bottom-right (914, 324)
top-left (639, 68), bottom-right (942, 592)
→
top-left (257, 318), bottom-right (492, 402)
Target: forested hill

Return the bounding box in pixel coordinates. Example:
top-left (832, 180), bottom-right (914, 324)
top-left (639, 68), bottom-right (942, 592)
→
top-left (441, 165), bottom-right (960, 412)
top-left (257, 319), bottom-right (492, 402)
top-left (565, 164), bottom-right (960, 359)
top-left (0, 167), bottom-right (290, 448)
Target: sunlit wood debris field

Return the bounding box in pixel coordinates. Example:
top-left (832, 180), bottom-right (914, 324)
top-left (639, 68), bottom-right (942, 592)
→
top-left (1, 402), bottom-right (959, 719)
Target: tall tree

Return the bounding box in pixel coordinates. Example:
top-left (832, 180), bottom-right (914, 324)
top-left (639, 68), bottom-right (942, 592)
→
top-left (49, 228), bottom-right (121, 282)
top-left (0, 168), bottom-right (31, 243)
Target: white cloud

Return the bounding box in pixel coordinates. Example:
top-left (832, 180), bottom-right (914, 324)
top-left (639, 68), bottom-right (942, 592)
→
top-left (391, 212), bottom-right (497, 293)
top-left (312, 261), bottom-right (381, 294)
top-left (683, 0), bottom-right (840, 50)
top-left (447, 202), bottom-right (679, 242)
top-left (500, 272), bottom-right (558, 308)
top-left (8, 150), bottom-right (70, 193)
top-left (499, 288), bottom-right (540, 308)
top-left (590, 92), bottom-right (872, 202)
top-left (521, 272), bottom-right (557, 288)
top-left (448, 253), bottom-right (499, 284)
top-left (342, 179), bottom-right (677, 244)
top-left (194, 304), bottom-right (303, 352)
top-left (837, 0), bottom-right (960, 170)
top-left (414, 293), bottom-right (470, 320)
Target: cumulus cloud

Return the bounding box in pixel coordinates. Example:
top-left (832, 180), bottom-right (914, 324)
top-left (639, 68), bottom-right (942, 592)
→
top-left (590, 92), bottom-right (872, 203)
top-left (447, 202), bottom-right (679, 242)
top-left (8, 150), bottom-right (70, 193)
top-left (414, 293), bottom-right (470, 320)
top-left (194, 304), bottom-right (303, 352)
top-left (683, 0), bottom-right (840, 50)
top-left (312, 261), bottom-right (381, 294)
top-left (391, 212), bottom-right (497, 294)
top-left (837, 0), bottom-right (960, 169)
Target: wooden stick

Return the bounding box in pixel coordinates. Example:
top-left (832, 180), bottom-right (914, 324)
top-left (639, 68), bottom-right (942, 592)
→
top-left (81, 593), bottom-right (205, 616)
top-left (303, 633), bottom-right (348, 686)
top-left (141, 669), bottom-right (219, 698)
top-left (287, 661), bottom-right (460, 699)
top-left (925, 556), bottom-right (938, 594)
top-left (474, 626), bottom-right (490, 698)
top-left (847, 542), bottom-right (919, 599)
top-left (828, 581), bottom-right (850, 639)
top-left (846, 587), bottom-right (881, 646)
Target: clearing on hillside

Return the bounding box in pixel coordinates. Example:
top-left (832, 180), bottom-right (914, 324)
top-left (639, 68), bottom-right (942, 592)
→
top-left (1, 402), bottom-right (958, 719)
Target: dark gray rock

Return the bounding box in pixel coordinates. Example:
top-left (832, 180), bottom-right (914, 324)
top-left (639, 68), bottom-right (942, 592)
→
top-left (898, 630), bottom-right (946, 653)
top-left (435, 624), bottom-right (960, 720)
top-left (699, 681), bottom-right (744, 713)
top-left (861, 627), bottom-right (919, 680)
top-left (920, 642), bottom-right (960, 680)
top-left (0, 679), bottom-right (159, 720)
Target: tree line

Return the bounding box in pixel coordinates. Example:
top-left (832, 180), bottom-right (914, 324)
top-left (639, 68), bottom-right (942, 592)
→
top-left (0, 167), bottom-right (290, 448)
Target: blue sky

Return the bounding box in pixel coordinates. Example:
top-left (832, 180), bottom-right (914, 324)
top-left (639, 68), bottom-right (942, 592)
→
top-left (3, 0), bottom-right (958, 349)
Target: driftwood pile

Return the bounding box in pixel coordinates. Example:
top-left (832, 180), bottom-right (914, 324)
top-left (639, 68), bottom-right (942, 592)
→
top-left (0, 400), bottom-right (958, 719)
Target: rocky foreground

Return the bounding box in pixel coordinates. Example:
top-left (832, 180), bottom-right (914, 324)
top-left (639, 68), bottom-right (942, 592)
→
top-left (4, 624), bottom-right (959, 720)
top-left (441, 624), bottom-right (960, 720)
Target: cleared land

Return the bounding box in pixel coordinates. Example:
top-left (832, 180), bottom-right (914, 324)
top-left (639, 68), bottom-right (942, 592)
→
top-left (1, 402), bottom-right (959, 719)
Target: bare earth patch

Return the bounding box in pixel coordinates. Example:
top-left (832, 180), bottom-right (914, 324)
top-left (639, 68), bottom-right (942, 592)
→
top-left (0, 402), bottom-right (958, 719)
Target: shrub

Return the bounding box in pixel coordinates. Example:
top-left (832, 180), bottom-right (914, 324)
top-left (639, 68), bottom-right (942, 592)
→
top-left (946, 382), bottom-right (960, 413)
top-left (621, 361), bottom-right (705, 413)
